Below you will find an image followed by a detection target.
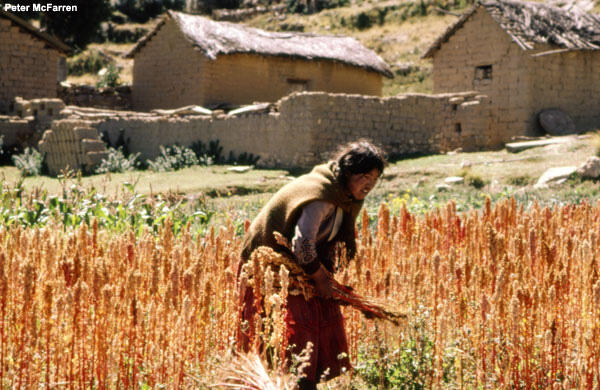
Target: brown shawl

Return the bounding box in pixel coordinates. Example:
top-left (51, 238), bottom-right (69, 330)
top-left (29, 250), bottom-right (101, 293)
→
top-left (240, 162), bottom-right (363, 268)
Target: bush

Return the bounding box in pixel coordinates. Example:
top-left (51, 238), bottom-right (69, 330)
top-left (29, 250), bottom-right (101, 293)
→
top-left (147, 145), bottom-right (200, 172)
top-left (287, 0), bottom-right (349, 14)
top-left (97, 64), bottom-right (121, 88)
top-left (40, 0), bottom-right (112, 49)
top-left (95, 147), bottom-right (140, 174)
top-left (355, 308), bottom-right (436, 388)
top-left (508, 175), bottom-right (533, 187)
top-left (12, 148), bottom-right (44, 177)
top-left (227, 151), bottom-right (260, 166)
top-left (115, 0), bottom-right (186, 22)
top-left (67, 49), bottom-right (112, 76)
top-left (192, 139), bottom-right (260, 166)
top-left (191, 140), bottom-right (223, 164)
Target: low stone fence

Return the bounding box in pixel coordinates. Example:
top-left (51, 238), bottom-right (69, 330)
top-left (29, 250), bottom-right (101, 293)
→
top-left (1, 91), bottom-right (500, 175)
top-left (58, 84), bottom-right (132, 110)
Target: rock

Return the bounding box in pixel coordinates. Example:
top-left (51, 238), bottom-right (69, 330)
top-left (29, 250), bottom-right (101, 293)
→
top-left (534, 166), bottom-right (577, 188)
top-left (446, 147), bottom-right (463, 155)
top-left (436, 184), bottom-right (450, 192)
top-left (576, 156), bottom-right (600, 179)
top-left (460, 160), bottom-right (472, 168)
top-left (444, 176), bottom-right (464, 185)
top-left (506, 137), bottom-right (572, 153)
top-left (227, 166), bottom-right (253, 173)
top-left (538, 108), bottom-right (576, 135)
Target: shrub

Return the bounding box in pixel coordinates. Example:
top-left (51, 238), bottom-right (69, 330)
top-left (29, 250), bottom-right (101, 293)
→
top-left (12, 147), bottom-right (44, 176)
top-left (191, 140), bottom-right (223, 164)
top-left (191, 139), bottom-right (260, 166)
top-left (286, 0), bottom-right (349, 14)
top-left (67, 49), bottom-right (112, 76)
top-left (355, 308), bottom-right (436, 388)
top-left (227, 151), bottom-right (260, 166)
top-left (95, 147), bottom-right (140, 174)
top-left (147, 145), bottom-right (200, 172)
top-left (40, 0), bottom-right (111, 49)
top-left (508, 174), bottom-right (533, 187)
top-left (114, 0), bottom-right (188, 21)
top-left (96, 64), bottom-right (121, 88)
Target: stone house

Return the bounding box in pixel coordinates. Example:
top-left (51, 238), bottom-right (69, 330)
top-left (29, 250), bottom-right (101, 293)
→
top-left (0, 10), bottom-right (70, 114)
top-left (125, 10), bottom-right (393, 111)
top-left (423, 0), bottom-right (600, 137)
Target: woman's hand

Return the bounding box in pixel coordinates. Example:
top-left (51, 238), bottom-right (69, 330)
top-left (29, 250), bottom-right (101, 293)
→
top-left (309, 265), bottom-right (334, 299)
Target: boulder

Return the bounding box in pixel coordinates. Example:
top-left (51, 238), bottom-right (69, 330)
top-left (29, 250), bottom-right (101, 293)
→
top-left (444, 176), bottom-right (465, 185)
top-left (538, 108), bottom-right (576, 135)
top-left (534, 166), bottom-right (577, 188)
top-left (576, 156), bottom-right (600, 179)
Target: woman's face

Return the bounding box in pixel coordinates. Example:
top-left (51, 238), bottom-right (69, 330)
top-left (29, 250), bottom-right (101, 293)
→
top-left (347, 168), bottom-right (380, 200)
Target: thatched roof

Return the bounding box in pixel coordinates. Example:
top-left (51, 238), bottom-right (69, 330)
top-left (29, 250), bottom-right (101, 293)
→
top-left (423, 0), bottom-right (600, 58)
top-left (0, 10), bottom-right (71, 54)
top-left (125, 10), bottom-right (393, 78)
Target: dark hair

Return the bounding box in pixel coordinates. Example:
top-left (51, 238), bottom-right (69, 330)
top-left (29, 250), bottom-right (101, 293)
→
top-left (333, 139), bottom-right (386, 186)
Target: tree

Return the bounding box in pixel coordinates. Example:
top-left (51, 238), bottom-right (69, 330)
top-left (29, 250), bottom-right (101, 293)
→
top-left (114, 0), bottom-right (186, 23)
top-left (40, 0), bottom-right (112, 49)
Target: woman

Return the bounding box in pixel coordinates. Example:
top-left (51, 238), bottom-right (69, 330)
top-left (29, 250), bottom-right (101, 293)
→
top-left (238, 139), bottom-right (386, 389)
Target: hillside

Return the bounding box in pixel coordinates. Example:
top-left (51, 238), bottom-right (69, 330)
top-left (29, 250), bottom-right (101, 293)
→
top-left (69, 0), bottom-right (600, 95)
top-left (67, 1), bottom-right (472, 94)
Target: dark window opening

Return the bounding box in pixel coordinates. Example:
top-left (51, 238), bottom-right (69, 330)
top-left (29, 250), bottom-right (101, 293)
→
top-left (455, 123), bottom-right (462, 134)
top-left (452, 104), bottom-right (458, 112)
top-left (48, 108), bottom-right (53, 116)
top-left (33, 109), bottom-right (38, 117)
top-left (287, 78), bottom-right (309, 92)
top-left (8, 103), bottom-right (14, 112)
top-left (475, 65), bottom-right (492, 80)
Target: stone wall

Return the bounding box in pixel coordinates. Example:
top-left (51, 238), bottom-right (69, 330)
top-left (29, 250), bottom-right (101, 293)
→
top-left (0, 17), bottom-right (64, 113)
top-left (131, 19), bottom-right (207, 111)
top-left (38, 120), bottom-right (108, 176)
top-left (430, 7), bottom-right (600, 136)
top-left (58, 84), bottom-right (132, 110)
top-left (0, 98), bottom-right (66, 148)
top-left (201, 53), bottom-right (383, 108)
top-left (431, 8), bottom-right (534, 138)
top-left (131, 18), bottom-right (383, 111)
top-left (529, 50), bottom-right (600, 132)
top-left (92, 91), bottom-right (494, 170)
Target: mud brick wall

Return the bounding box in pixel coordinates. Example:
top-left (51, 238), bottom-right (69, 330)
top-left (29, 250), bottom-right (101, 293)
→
top-left (0, 117), bottom-right (32, 148)
top-left (131, 18), bottom-right (383, 111)
top-left (529, 50), bottom-right (600, 133)
top-left (38, 120), bottom-right (108, 176)
top-left (430, 6), bottom-right (600, 136)
top-left (95, 91), bottom-right (495, 170)
top-left (0, 17), bottom-right (64, 113)
top-left (58, 85), bottom-right (132, 110)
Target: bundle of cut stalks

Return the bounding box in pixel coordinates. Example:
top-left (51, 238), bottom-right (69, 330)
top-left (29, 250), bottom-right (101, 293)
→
top-left (213, 352), bottom-right (296, 390)
top-left (249, 232), bottom-right (407, 326)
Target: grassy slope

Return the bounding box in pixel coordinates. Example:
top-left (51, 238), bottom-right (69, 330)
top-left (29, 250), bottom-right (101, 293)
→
top-left (74, 1), bottom-right (600, 92)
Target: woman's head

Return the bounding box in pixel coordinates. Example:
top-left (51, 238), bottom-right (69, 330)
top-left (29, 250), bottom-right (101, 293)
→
top-left (333, 140), bottom-right (386, 200)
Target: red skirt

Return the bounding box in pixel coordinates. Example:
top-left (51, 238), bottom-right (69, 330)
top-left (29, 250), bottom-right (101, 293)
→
top-left (237, 286), bottom-right (351, 382)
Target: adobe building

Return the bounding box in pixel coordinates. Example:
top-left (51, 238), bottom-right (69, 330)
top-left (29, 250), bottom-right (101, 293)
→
top-left (423, 0), bottom-right (600, 136)
top-left (125, 11), bottom-right (393, 111)
top-left (0, 10), bottom-right (70, 114)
